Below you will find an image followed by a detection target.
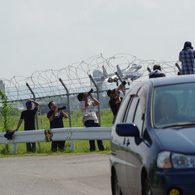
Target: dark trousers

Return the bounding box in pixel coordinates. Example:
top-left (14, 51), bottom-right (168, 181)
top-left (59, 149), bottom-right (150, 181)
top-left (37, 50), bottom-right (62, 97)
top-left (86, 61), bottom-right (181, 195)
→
top-left (84, 120), bottom-right (105, 151)
top-left (112, 115), bottom-right (116, 124)
top-left (26, 143), bottom-right (36, 153)
top-left (52, 141), bottom-right (65, 152)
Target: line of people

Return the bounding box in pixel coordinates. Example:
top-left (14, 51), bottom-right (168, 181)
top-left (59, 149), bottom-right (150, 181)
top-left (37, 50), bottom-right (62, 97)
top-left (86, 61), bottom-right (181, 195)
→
top-left (13, 99), bottom-right (69, 153)
top-left (17, 88), bottom-right (126, 153)
top-left (12, 95), bottom-right (105, 153)
top-left (6, 41), bottom-right (195, 153)
top-left (12, 86), bottom-right (123, 153)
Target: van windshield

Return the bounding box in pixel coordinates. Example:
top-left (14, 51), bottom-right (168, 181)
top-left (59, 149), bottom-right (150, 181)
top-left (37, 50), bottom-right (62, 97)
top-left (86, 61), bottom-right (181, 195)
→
top-left (152, 83), bottom-right (195, 129)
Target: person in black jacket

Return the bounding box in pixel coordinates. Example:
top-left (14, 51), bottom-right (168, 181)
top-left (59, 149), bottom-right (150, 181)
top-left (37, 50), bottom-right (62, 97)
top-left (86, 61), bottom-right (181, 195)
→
top-left (149, 65), bottom-right (166, 78)
top-left (14, 99), bottom-right (39, 152)
top-left (107, 85), bottom-right (125, 123)
top-left (47, 101), bottom-right (68, 152)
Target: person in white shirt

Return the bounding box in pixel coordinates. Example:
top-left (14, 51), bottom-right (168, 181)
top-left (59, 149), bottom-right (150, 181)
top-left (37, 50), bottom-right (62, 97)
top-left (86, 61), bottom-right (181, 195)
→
top-left (77, 92), bottom-right (104, 151)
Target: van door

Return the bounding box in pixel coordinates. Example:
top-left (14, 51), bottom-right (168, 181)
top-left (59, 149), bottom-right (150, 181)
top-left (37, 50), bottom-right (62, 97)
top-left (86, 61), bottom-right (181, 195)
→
top-left (124, 85), bottom-right (148, 194)
top-left (111, 94), bottom-right (133, 194)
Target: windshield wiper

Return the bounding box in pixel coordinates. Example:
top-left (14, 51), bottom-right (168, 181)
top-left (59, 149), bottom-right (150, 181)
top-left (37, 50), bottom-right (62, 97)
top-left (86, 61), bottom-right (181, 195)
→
top-left (162, 122), bottom-right (195, 129)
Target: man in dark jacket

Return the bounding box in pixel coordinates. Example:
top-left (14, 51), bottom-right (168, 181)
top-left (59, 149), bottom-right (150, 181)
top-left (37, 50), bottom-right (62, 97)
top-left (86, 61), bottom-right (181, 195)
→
top-left (47, 101), bottom-right (68, 152)
top-left (149, 65), bottom-right (166, 78)
top-left (15, 99), bottom-right (39, 152)
top-left (107, 85), bottom-right (125, 123)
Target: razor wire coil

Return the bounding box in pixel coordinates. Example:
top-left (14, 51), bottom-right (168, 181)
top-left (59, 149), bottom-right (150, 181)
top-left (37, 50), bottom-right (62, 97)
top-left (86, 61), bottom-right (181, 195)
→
top-left (0, 53), bottom-right (179, 102)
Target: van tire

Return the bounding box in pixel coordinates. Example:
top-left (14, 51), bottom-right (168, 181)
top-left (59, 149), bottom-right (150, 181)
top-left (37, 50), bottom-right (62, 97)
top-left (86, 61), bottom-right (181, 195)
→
top-left (112, 172), bottom-right (123, 195)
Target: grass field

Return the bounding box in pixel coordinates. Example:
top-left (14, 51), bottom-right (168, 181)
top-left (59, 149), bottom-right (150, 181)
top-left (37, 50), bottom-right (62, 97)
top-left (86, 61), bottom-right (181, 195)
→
top-left (0, 109), bottom-right (113, 156)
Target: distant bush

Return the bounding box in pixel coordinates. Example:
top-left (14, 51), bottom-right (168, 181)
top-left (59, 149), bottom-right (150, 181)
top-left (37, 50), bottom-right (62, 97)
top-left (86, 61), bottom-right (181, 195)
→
top-left (0, 107), bottom-right (21, 117)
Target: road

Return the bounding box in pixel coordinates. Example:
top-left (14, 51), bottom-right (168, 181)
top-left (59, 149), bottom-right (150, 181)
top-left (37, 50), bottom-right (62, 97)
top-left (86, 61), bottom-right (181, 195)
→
top-left (0, 153), bottom-right (111, 195)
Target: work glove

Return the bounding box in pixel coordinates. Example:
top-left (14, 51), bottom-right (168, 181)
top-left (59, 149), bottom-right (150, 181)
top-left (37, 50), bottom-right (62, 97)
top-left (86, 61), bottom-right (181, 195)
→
top-left (4, 130), bottom-right (15, 140)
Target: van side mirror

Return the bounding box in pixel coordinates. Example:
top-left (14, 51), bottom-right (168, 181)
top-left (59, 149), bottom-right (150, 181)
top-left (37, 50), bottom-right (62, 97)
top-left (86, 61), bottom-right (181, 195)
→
top-left (116, 123), bottom-right (140, 137)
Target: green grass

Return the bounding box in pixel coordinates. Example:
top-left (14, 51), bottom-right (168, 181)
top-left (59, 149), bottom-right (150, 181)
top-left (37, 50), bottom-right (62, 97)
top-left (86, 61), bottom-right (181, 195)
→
top-left (0, 109), bottom-right (113, 157)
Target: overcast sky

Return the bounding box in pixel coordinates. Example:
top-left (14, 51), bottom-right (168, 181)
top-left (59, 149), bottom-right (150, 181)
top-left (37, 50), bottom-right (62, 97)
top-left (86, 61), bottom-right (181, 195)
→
top-left (0, 0), bottom-right (195, 79)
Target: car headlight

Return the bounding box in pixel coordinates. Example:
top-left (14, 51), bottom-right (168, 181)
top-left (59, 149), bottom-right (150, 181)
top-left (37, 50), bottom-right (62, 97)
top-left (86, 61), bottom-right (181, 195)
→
top-left (172, 153), bottom-right (195, 168)
top-left (157, 151), bottom-right (195, 169)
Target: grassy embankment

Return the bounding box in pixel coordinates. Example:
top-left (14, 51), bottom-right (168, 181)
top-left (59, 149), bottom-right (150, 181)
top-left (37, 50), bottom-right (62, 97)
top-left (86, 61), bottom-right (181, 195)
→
top-left (0, 108), bottom-right (113, 156)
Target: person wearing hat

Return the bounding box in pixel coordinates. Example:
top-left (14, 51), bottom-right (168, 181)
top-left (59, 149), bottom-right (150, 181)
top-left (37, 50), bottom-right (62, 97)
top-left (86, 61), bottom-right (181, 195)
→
top-left (107, 85), bottom-right (125, 124)
top-left (14, 99), bottom-right (39, 152)
top-left (179, 41), bottom-right (195, 75)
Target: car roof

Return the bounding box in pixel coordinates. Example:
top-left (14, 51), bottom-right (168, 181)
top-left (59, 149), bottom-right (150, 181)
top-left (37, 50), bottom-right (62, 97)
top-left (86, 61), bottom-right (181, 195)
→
top-left (144, 75), bottom-right (195, 87)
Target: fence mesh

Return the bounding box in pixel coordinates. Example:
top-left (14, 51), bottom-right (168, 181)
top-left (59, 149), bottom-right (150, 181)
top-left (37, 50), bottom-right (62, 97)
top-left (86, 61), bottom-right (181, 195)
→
top-left (1, 53), bottom-right (179, 102)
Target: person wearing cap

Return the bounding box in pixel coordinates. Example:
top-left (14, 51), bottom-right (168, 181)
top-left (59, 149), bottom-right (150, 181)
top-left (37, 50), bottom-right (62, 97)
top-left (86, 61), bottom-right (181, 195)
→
top-left (77, 92), bottom-right (104, 152)
top-left (107, 85), bottom-right (125, 123)
top-left (14, 99), bottom-right (39, 152)
top-left (47, 101), bottom-right (68, 152)
top-left (179, 41), bottom-right (195, 75)
top-left (149, 65), bottom-right (166, 79)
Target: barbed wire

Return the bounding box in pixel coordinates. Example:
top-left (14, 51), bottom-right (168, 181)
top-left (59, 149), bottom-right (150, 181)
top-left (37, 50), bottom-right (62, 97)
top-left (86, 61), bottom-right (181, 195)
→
top-left (1, 53), bottom-right (179, 102)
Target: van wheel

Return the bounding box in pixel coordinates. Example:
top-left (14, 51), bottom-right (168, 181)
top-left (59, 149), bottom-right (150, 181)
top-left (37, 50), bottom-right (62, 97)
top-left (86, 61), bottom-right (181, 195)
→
top-left (142, 176), bottom-right (152, 195)
top-left (112, 174), bottom-right (122, 195)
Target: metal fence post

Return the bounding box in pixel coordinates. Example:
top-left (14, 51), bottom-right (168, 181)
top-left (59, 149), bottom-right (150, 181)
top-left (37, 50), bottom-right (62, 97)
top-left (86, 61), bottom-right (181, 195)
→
top-left (59, 78), bottom-right (74, 152)
top-left (12, 144), bottom-right (17, 155)
top-left (88, 75), bottom-right (101, 126)
top-left (26, 83), bottom-right (40, 152)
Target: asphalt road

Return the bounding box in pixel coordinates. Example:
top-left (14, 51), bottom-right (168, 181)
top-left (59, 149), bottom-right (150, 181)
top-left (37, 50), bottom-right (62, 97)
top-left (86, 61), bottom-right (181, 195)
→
top-left (0, 153), bottom-right (111, 195)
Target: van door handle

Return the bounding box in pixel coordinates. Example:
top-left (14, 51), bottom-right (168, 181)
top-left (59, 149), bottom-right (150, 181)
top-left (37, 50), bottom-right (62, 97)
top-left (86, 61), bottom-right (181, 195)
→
top-left (123, 138), bottom-right (126, 145)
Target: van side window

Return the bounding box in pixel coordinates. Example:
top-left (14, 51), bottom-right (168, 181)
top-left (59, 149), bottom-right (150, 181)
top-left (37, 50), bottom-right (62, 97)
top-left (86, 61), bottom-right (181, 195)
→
top-left (125, 97), bottom-right (139, 123)
top-left (122, 95), bottom-right (134, 122)
top-left (133, 100), bottom-right (143, 135)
